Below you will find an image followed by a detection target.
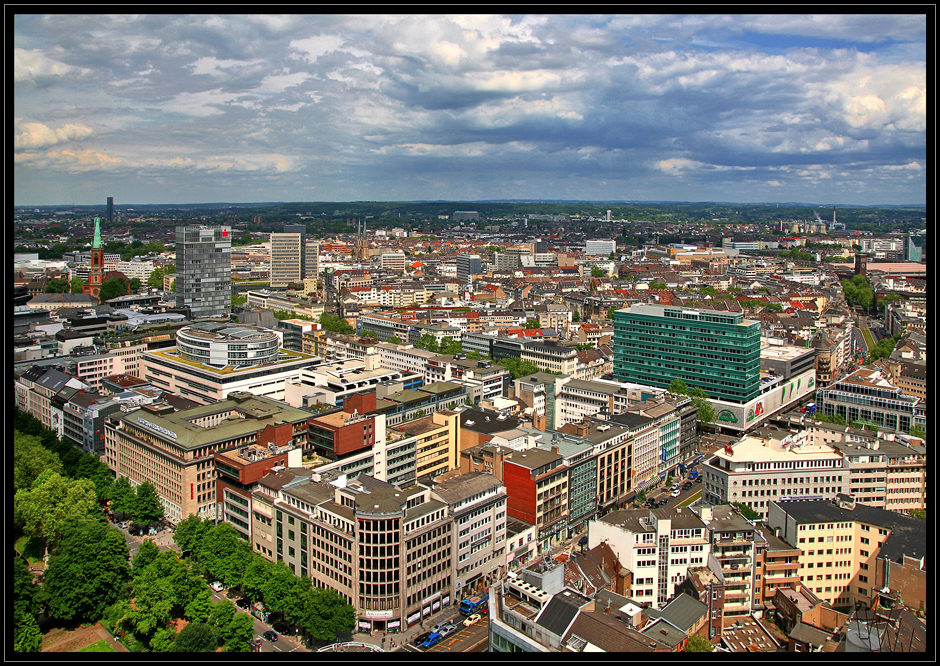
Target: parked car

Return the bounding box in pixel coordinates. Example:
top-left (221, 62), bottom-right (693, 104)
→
top-left (439, 624), bottom-right (457, 638)
top-left (412, 632), bottom-right (432, 648)
top-left (262, 630), bottom-right (278, 642)
top-left (210, 581), bottom-right (225, 592)
top-left (463, 613), bottom-right (482, 627)
top-left (658, 498), bottom-right (669, 506)
top-left (430, 621), bottom-right (450, 634)
top-left (671, 489), bottom-right (681, 497)
top-left (236, 598), bottom-right (252, 610)
top-left (682, 482), bottom-right (693, 491)
top-left (272, 622), bottom-right (290, 635)
top-left (421, 632), bottom-right (443, 649)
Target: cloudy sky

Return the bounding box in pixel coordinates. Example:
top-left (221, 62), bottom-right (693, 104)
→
top-left (14, 14), bottom-right (927, 206)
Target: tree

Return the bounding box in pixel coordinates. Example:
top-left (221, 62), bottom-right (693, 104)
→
top-left (110, 476), bottom-right (136, 520)
top-left (171, 622), bottom-right (217, 652)
top-left (294, 587), bottom-right (357, 642)
top-left (232, 294), bottom-right (247, 307)
top-left (240, 557), bottom-right (271, 603)
top-left (386, 335), bottom-right (402, 344)
top-left (668, 379), bottom-right (689, 395)
top-left (44, 278), bottom-right (70, 293)
top-left (318, 311), bottom-right (354, 334)
top-left (497, 357), bottom-right (542, 380)
top-left (637, 490), bottom-right (646, 504)
top-left (147, 267), bottom-right (167, 290)
top-left (128, 565), bottom-right (175, 638)
top-left (98, 277), bottom-right (128, 302)
top-left (170, 278), bottom-right (176, 292)
top-left (185, 588), bottom-right (215, 624)
top-left (14, 431), bottom-right (63, 492)
top-left (262, 560), bottom-right (298, 618)
top-left (145, 550), bottom-right (207, 613)
top-left (14, 471), bottom-right (100, 554)
top-left (732, 502), bottom-right (762, 521)
top-left (814, 413), bottom-right (847, 426)
top-left (70, 276), bottom-right (84, 294)
top-left (688, 387), bottom-right (716, 431)
top-left (130, 277), bottom-right (142, 293)
top-left (43, 517), bottom-right (130, 622)
top-left (149, 627), bottom-right (178, 653)
top-left (908, 424), bottom-right (926, 441)
top-left (416, 333), bottom-right (440, 352)
top-left (909, 509), bottom-right (926, 520)
top-left (73, 454), bottom-right (115, 502)
top-left (648, 281), bottom-right (668, 289)
top-left (174, 514), bottom-right (212, 558)
top-left (590, 266), bottom-right (605, 278)
top-left (571, 310), bottom-right (580, 323)
top-left (524, 318), bottom-right (541, 329)
top-left (439, 336), bottom-right (462, 355)
top-left (197, 522), bottom-right (252, 589)
top-left (14, 557), bottom-right (40, 621)
top-left (685, 634), bottom-right (713, 652)
top-left (223, 612), bottom-right (255, 652)
top-left (13, 611), bottom-right (43, 652)
top-left (132, 539), bottom-right (161, 577)
top-left (132, 482), bottom-right (164, 525)
top-left (606, 306), bottom-right (619, 320)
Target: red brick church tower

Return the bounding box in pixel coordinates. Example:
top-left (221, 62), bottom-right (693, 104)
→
top-left (84, 215), bottom-right (105, 302)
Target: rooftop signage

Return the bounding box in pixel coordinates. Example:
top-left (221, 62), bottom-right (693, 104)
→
top-left (137, 416), bottom-right (178, 439)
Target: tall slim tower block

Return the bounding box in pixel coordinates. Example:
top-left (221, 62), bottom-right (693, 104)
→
top-left (270, 231), bottom-right (303, 288)
top-left (283, 224), bottom-right (307, 278)
top-left (175, 225), bottom-right (232, 319)
top-left (107, 197), bottom-right (114, 222)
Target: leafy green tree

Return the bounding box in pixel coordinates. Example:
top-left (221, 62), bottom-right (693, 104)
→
top-left (173, 515), bottom-right (212, 558)
top-left (14, 471), bottom-right (99, 554)
top-left (814, 413), bottom-right (847, 426)
top-left (668, 379), bottom-right (689, 395)
top-left (416, 333), bottom-right (440, 352)
top-left (150, 627), bottom-right (178, 653)
top-left (147, 267), bottom-right (166, 290)
top-left (43, 517), bottom-right (130, 622)
top-left (606, 306), bottom-right (620, 319)
top-left (439, 336), bottom-right (462, 355)
top-left (110, 476), bottom-right (136, 520)
top-left (207, 599), bottom-right (237, 644)
top-left (197, 522), bottom-right (252, 588)
top-left (99, 277), bottom-right (128, 302)
top-left (909, 509), bottom-right (926, 520)
top-left (261, 560), bottom-right (297, 617)
top-left (732, 503), bottom-right (762, 521)
top-left (688, 387), bottom-right (717, 431)
top-left (223, 613), bottom-right (256, 652)
top-left (240, 557), bottom-right (271, 603)
top-left (44, 278), bottom-right (70, 293)
top-left (128, 565), bottom-right (175, 637)
top-left (14, 431), bottom-right (63, 492)
top-left (13, 557), bottom-right (40, 619)
top-left (130, 277), bottom-right (142, 293)
top-left (386, 335), bottom-right (402, 344)
top-left (648, 281), bottom-right (668, 289)
top-left (294, 588), bottom-right (356, 642)
top-left (571, 310), bottom-right (580, 323)
top-left (231, 294), bottom-right (247, 307)
top-left (497, 357), bottom-right (542, 380)
top-left (70, 276), bottom-right (84, 294)
top-left (184, 588), bottom-right (215, 624)
top-left (73, 454), bottom-right (115, 502)
top-left (685, 634), bottom-right (713, 652)
top-left (146, 550), bottom-right (207, 612)
top-left (132, 482), bottom-right (164, 525)
top-left (318, 312), bottom-right (354, 334)
top-left (590, 266), bottom-right (605, 278)
top-left (13, 611), bottom-right (43, 652)
top-left (524, 318), bottom-right (541, 329)
top-left (132, 539), bottom-right (161, 577)
top-left (908, 424), bottom-right (926, 440)
top-left (171, 622), bottom-right (217, 652)
top-left (637, 490), bottom-right (646, 504)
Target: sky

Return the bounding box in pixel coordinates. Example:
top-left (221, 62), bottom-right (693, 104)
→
top-left (13, 13), bottom-right (927, 207)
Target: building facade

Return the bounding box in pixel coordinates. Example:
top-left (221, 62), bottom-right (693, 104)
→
top-left (175, 225), bottom-right (232, 319)
top-left (270, 232), bottom-right (304, 288)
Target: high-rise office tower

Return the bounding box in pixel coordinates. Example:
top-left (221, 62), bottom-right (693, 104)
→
top-left (306, 241), bottom-right (320, 285)
top-left (283, 224), bottom-right (307, 278)
top-left (613, 304), bottom-right (761, 403)
top-left (175, 225), bottom-right (232, 319)
top-left (270, 232), bottom-right (303, 288)
top-left (584, 239), bottom-right (616, 256)
top-left (456, 254), bottom-right (482, 285)
top-left (107, 197), bottom-right (114, 222)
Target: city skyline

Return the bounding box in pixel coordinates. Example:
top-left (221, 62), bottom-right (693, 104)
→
top-left (14, 14), bottom-right (926, 207)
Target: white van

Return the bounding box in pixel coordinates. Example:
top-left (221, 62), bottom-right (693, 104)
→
top-left (210, 581), bottom-right (225, 592)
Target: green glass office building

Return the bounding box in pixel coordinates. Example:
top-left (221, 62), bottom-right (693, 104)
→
top-left (613, 304), bottom-right (761, 404)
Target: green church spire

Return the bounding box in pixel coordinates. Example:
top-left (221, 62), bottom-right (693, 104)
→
top-left (93, 215), bottom-right (102, 248)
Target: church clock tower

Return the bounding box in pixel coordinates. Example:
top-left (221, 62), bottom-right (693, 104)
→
top-left (84, 215), bottom-right (105, 302)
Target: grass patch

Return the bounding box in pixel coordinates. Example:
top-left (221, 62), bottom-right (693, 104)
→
top-left (861, 327), bottom-right (876, 351)
top-left (77, 640), bottom-right (116, 653)
top-left (678, 490), bottom-right (701, 508)
top-left (14, 533), bottom-right (46, 564)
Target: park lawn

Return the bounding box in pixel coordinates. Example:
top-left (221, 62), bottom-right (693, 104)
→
top-left (14, 532), bottom-right (45, 564)
top-left (77, 640), bottom-right (116, 653)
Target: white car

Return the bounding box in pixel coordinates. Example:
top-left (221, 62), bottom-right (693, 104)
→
top-left (463, 613), bottom-right (482, 627)
top-left (671, 489), bottom-right (681, 497)
top-left (210, 581), bottom-right (225, 592)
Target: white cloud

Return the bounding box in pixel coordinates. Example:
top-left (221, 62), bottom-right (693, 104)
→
top-left (162, 89), bottom-right (246, 116)
top-left (190, 57), bottom-right (261, 76)
top-left (14, 48), bottom-right (86, 83)
top-left (289, 35), bottom-right (346, 62)
top-left (14, 121), bottom-right (94, 149)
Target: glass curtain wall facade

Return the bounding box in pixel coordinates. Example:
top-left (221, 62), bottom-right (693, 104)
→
top-left (613, 305), bottom-right (761, 404)
top-left (175, 225), bottom-right (232, 319)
